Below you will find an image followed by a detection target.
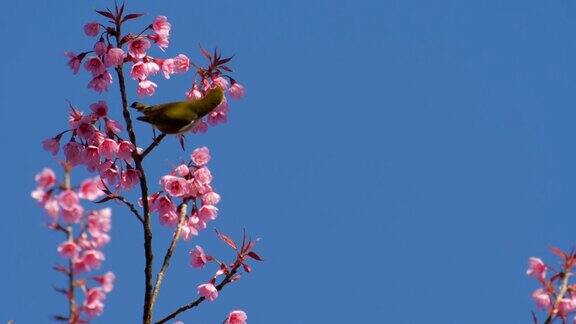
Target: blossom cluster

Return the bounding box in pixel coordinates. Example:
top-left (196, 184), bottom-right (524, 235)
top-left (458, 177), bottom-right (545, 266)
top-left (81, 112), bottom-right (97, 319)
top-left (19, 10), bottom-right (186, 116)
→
top-left (31, 167), bottom-right (115, 320)
top-left (42, 101), bottom-right (140, 192)
top-left (147, 147), bottom-right (219, 239)
top-left (66, 12), bottom-right (245, 135)
top-left (527, 248), bottom-right (576, 323)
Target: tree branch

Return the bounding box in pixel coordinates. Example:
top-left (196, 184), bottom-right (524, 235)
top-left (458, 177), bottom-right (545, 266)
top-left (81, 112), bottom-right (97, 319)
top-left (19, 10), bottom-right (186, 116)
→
top-left (154, 262), bottom-right (242, 324)
top-left (113, 21), bottom-right (155, 324)
top-left (150, 203), bottom-right (188, 310)
top-left (140, 133), bottom-right (167, 160)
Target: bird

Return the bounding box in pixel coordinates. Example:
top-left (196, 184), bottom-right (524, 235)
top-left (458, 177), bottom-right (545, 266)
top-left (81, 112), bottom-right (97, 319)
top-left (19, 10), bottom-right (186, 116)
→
top-left (131, 87), bottom-right (224, 134)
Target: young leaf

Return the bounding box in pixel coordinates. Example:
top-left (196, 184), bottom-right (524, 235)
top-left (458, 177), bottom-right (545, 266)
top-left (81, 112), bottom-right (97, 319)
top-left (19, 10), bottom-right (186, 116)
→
top-left (122, 13), bottom-right (144, 23)
top-left (247, 251), bottom-right (263, 261)
top-left (215, 230), bottom-right (237, 250)
top-left (96, 10), bottom-right (115, 20)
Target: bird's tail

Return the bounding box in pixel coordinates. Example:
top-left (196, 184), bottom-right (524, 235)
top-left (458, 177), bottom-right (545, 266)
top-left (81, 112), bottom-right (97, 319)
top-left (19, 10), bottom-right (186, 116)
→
top-left (130, 102), bottom-right (149, 111)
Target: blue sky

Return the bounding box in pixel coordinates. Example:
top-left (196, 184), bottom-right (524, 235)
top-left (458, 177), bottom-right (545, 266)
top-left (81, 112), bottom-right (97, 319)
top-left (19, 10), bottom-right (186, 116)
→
top-left (2, 0), bottom-right (576, 323)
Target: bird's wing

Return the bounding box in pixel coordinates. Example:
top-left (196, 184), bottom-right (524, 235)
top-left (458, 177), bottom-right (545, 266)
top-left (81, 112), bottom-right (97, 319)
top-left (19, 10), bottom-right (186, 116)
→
top-left (141, 102), bottom-right (199, 134)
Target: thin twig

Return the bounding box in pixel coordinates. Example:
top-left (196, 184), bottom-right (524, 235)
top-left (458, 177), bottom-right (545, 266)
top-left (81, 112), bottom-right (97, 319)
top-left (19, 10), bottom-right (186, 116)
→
top-left (110, 195), bottom-right (144, 223)
top-left (140, 134), bottom-right (167, 160)
top-left (150, 203), bottom-right (188, 310)
top-left (154, 262), bottom-right (242, 324)
top-left (545, 272), bottom-right (573, 324)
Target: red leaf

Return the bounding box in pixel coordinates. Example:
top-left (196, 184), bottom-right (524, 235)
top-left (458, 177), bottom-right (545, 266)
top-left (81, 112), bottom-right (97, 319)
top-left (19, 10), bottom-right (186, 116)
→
top-left (122, 13), bottom-right (144, 23)
top-left (218, 56), bottom-right (234, 65)
top-left (199, 45), bottom-right (212, 61)
top-left (215, 230), bottom-right (237, 250)
top-left (96, 10), bottom-right (115, 20)
top-left (247, 251), bottom-right (263, 261)
top-left (551, 246), bottom-right (567, 259)
top-left (243, 263), bottom-right (252, 273)
top-left (220, 65), bottom-right (233, 72)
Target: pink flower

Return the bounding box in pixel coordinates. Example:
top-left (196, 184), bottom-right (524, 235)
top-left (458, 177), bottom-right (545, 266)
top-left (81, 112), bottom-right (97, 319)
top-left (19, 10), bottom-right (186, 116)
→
top-left (44, 198), bottom-right (60, 219)
top-left (225, 310), bottom-right (248, 324)
top-left (189, 214), bottom-right (207, 231)
top-left (532, 288), bottom-right (551, 309)
top-left (190, 245), bottom-right (209, 268)
top-left (191, 147), bottom-right (211, 166)
top-left (79, 177), bottom-right (105, 201)
top-left (83, 287), bottom-right (105, 317)
top-left (121, 169), bottom-right (140, 190)
top-left (208, 98), bottom-right (229, 126)
top-left (186, 85), bottom-right (203, 101)
top-left (90, 101), bottom-right (108, 118)
top-left (197, 283), bottom-right (218, 301)
top-left (82, 249), bottom-right (105, 271)
top-left (191, 120), bottom-right (208, 133)
top-left (64, 142), bottom-right (85, 166)
top-left (559, 297), bottom-right (576, 316)
top-left (88, 132), bottom-right (105, 146)
top-left (65, 51), bottom-right (81, 74)
top-left (61, 204), bottom-right (84, 223)
top-left (138, 80), bottom-right (157, 97)
top-left (94, 41), bottom-right (107, 56)
top-left (93, 271), bottom-right (116, 293)
top-left (83, 146), bottom-right (101, 172)
top-left (99, 160), bottom-right (119, 186)
top-left (198, 205), bottom-right (218, 222)
top-left (69, 108), bottom-right (84, 129)
top-left (154, 196), bottom-right (176, 214)
top-left (84, 56), bottom-right (106, 77)
top-left (130, 61), bottom-right (160, 80)
top-left (92, 233), bottom-right (111, 248)
top-left (130, 61), bottom-right (148, 80)
top-left (106, 119), bottom-right (123, 134)
top-left (77, 121), bottom-right (97, 140)
top-left (174, 164), bottom-right (190, 177)
top-left (88, 72), bottom-right (113, 93)
top-left (213, 76), bottom-right (229, 90)
top-left (89, 208), bottom-right (112, 235)
top-left (202, 191), bottom-right (221, 205)
top-left (117, 140), bottom-right (135, 162)
top-left (104, 47), bottom-right (125, 67)
top-left (174, 54), bottom-right (190, 73)
top-left (42, 137), bottom-right (60, 156)
top-left (31, 188), bottom-right (46, 203)
top-left (527, 257), bottom-right (547, 282)
top-left (128, 37), bottom-right (151, 59)
top-left (159, 210), bottom-right (179, 227)
top-left (99, 138), bottom-right (119, 160)
top-left (194, 167), bottom-right (213, 185)
top-left (58, 190), bottom-right (79, 210)
top-left (229, 83), bottom-right (245, 100)
top-left (161, 58), bottom-right (175, 79)
top-left (180, 219), bottom-right (199, 240)
top-left (35, 168), bottom-right (56, 189)
top-left (57, 241), bottom-right (80, 259)
top-left (148, 33), bottom-right (169, 50)
top-left (152, 16), bottom-right (171, 35)
top-left (160, 175), bottom-right (188, 197)
top-left (83, 22), bottom-right (100, 37)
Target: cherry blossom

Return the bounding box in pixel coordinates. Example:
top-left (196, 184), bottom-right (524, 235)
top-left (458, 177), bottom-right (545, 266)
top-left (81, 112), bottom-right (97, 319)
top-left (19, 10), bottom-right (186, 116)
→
top-left (197, 283), bottom-right (218, 301)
